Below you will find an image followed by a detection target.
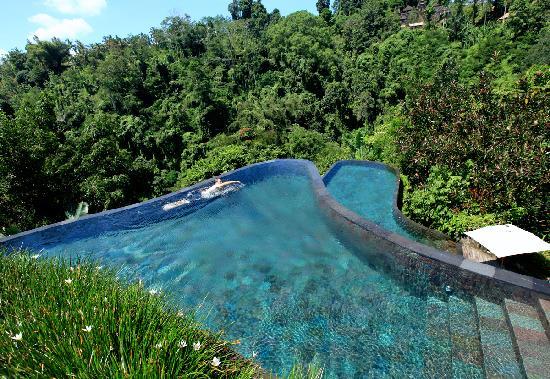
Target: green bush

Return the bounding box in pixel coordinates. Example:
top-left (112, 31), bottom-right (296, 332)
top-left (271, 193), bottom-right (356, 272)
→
top-left (313, 142), bottom-right (351, 174)
top-left (178, 144), bottom-right (250, 187)
top-left (403, 165), bottom-right (502, 238)
top-left (344, 112), bottom-right (405, 167)
top-left (400, 63), bottom-right (549, 238)
top-left (444, 212), bottom-right (501, 238)
top-left (285, 126), bottom-right (350, 172)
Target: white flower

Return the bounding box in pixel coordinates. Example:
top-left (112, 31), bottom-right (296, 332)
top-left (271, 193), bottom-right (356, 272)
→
top-left (82, 325), bottom-right (92, 332)
top-left (31, 254), bottom-right (40, 259)
top-left (252, 351), bottom-right (258, 358)
top-left (70, 266), bottom-right (74, 272)
top-left (11, 333), bottom-right (22, 341)
top-left (177, 311), bottom-right (184, 317)
top-left (65, 278), bottom-right (73, 285)
top-left (193, 341), bottom-right (201, 351)
top-left (149, 289), bottom-right (160, 296)
top-left (178, 340), bottom-right (187, 348)
top-left (96, 266), bottom-right (103, 270)
top-left (155, 342), bottom-right (163, 349)
top-left (212, 357), bottom-right (221, 367)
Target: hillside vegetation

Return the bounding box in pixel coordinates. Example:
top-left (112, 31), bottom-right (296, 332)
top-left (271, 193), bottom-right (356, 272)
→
top-left (0, 0), bottom-right (548, 241)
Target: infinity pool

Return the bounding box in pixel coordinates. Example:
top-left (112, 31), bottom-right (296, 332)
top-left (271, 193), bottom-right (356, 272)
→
top-left (324, 163), bottom-right (418, 241)
top-left (2, 161), bottom-right (546, 378)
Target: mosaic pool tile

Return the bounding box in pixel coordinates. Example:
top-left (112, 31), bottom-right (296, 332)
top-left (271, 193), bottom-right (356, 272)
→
top-left (505, 299), bottom-right (550, 379)
top-left (449, 295), bottom-right (484, 371)
top-left (475, 297), bottom-right (523, 378)
top-left (424, 296), bottom-right (452, 378)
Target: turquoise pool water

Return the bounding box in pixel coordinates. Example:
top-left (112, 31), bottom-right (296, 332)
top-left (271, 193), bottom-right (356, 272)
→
top-left (22, 171), bottom-right (492, 378)
top-left (325, 164), bottom-right (421, 242)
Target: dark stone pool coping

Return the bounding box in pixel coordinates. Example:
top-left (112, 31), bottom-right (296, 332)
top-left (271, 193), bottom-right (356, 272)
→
top-left (1, 159), bottom-right (548, 299)
top-left (323, 160), bottom-right (458, 252)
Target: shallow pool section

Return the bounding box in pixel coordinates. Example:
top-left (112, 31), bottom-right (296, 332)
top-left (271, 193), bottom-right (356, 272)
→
top-left (323, 161), bottom-right (457, 253)
top-left (2, 160), bottom-right (548, 378)
top-left (324, 163), bottom-right (418, 240)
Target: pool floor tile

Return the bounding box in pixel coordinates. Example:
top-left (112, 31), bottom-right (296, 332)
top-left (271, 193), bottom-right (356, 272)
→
top-left (449, 296), bottom-right (484, 370)
top-left (505, 299), bottom-right (550, 379)
top-left (424, 296), bottom-right (452, 378)
top-left (475, 297), bottom-right (523, 379)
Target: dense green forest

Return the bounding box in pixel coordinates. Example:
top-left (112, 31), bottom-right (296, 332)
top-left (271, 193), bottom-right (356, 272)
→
top-left (0, 0), bottom-right (548, 241)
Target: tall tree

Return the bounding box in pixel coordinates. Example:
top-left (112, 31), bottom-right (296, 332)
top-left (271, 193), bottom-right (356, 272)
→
top-left (333, 0), bottom-right (364, 15)
top-left (25, 38), bottom-right (71, 87)
top-left (316, 0), bottom-right (330, 14)
top-left (228, 0), bottom-right (253, 20)
top-left (447, 0), bottom-right (467, 42)
top-left (472, 0), bottom-right (479, 23)
top-left (340, 0), bottom-right (398, 54)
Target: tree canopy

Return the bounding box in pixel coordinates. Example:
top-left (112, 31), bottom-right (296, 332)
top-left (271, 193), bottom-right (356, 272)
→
top-left (0, 0), bottom-right (548, 242)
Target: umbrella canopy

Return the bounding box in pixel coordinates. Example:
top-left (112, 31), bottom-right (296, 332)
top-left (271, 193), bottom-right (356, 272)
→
top-left (465, 224), bottom-right (550, 259)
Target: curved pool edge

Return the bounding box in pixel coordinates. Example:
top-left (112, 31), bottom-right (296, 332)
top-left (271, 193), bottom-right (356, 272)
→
top-left (323, 160), bottom-right (457, 252)
top-left (318, 161), bottom-right (549, 299)
top-left (1, 158), bottom-right (549, 299)
top-left (0, 159), bottom-right (279, 246)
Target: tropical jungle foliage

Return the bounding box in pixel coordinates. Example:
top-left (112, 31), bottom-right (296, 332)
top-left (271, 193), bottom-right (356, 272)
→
top-left (0, 0), bottom-right (548, 242)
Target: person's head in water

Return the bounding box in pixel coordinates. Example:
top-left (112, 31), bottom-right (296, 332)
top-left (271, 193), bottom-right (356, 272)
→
top-left (214, 177), bottom-right (222, 185)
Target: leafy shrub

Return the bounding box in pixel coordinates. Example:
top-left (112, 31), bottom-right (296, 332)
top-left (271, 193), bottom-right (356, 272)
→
top-left (344, 112), bottom-right (405, 166)
top-left (178, 144), bottom-right (249, 186)
top-left (315, 143), bottom-right (351, 173)
top-left (285, 126), bottom-right (327, 159)
top-left (444, 212), bottom-right (501, 237)
top-left (400, 63), bottom-right (549, 238)
top-left (404, 165), bottom-right (477, 237)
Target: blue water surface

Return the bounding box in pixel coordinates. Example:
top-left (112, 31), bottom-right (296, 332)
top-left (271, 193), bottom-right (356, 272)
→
top-left (325, 164), bottom-right (419, 241)
top-left (7, 169), bottom-right (489, 378)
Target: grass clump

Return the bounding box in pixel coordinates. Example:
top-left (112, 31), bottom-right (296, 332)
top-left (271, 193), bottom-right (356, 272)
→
top-left (0, 252), bottom-right (258, 378)
top-left (287, 364), bottom-right (324, 379)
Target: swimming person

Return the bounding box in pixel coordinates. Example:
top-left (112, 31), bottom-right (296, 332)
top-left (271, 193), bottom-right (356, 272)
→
top-left (201, 177), bottom-right (242, 198)
top-left (162, 198), bottom-right (190, 211)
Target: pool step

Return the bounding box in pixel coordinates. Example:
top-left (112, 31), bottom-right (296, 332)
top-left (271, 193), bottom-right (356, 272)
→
top-left (475, 297), bottom-right (524, 378)
top-left (424, 296), bottom-right (452, 378)
top-left (536, 298), bottom-right (550, 341)
top-left (504, 299), bottom-right (550, 379)
top-left (448, 295), bottom-right (485, 378)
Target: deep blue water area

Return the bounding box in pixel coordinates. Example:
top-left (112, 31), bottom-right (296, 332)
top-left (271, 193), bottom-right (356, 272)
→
top-left (1, 164), bottom-right (495, 378)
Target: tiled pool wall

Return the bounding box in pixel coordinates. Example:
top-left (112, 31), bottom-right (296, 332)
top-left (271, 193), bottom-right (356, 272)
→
top-left (2, 159), bottom-right (549, 307)
top-left (315, 161), bottom-right (550, 305)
